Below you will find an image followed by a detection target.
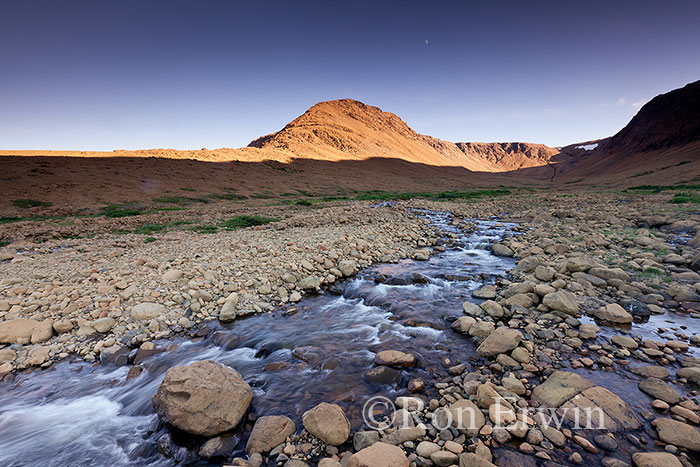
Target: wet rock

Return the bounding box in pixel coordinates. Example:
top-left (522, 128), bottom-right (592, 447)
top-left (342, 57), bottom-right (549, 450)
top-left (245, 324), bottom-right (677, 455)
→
top-left (374, 350), bottom-right (415, 368)
top-left (458, 452), bottom-right (496, 467)
top-left (302, 402), bottom-right (350, 445)
top-left (541, 426), bottom-right (566, 447)
top-left (408, 378), bottom-right (425, 392)
top-left (594, 434), bottom-right (618, 451)
top-left (531, 371), bottom-right (595, 407)
top-left (494, 450), bottom-right (536, 467)
top-left (652, 418), bottom-right (700, 450)
top-left (491, 243), bottom-right (514, 257)
top-left (477, 327), bottom-right (522, 357)
top-left (354, 431), bottom-right (380, 451)
top-left (152, 360), bottom-right (252, 436)
top-left (364, 366), bottom-right (401, 385)
top-left (298, 276), bottom-right (321, 290)
top-left (631, 452), bottom-right (682, 467)
top-left (199, 434), bottom-right (239, 459)
top-left (639, 378), bottom-right (683, 405)
top-left (594, 303), bottom-right (633, 324)
top-left (473, 286), bottom-right (497, 299)
top-left (219, 301), bottom-right (237, 322)
top-left (611, 335), bottom-right (638, 349)
top-left (246, 415), bottom-right (296, 453)
top-left (676, 367), bottom-right (700, 385)
top-left (338, 260), bottom-right (356, 277)
top-left (452, 316), bottom-right (476, 334)
top-left (630, 366), bottom-right (669, 379)
top-left (462, 301), bottom-right (482, 316)
top-left (347, 442), bottom-right (408, 467)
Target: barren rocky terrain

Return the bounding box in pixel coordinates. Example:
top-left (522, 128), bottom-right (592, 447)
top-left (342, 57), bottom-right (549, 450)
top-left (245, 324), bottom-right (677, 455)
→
top-left (1, 80), bottom-right (700, 467)
top-left (1, 186), bottom-right (700, 467)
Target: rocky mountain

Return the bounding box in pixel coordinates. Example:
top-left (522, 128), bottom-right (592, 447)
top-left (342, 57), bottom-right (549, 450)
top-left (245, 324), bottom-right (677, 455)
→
top-left (455, 142), bottom-right (559, 171)
top-left (249, 99), bottom-right (559, 172)
top-left (602, 79), bottom-right (700, 155)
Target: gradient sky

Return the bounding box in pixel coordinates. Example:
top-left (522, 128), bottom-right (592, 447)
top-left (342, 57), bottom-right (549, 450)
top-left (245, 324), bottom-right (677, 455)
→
top-left (2, 0), bottom-right (700, 150)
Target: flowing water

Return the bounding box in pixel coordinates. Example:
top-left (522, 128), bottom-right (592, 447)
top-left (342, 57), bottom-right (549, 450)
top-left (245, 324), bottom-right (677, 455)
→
top-left (2, 209), bottom-right (697, 466)
top-left (0, 212), bottom-right (519, 466)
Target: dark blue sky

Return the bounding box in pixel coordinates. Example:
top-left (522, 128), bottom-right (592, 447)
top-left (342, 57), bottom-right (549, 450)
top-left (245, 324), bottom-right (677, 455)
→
top-left (2, 0), bottom-right (700, 150)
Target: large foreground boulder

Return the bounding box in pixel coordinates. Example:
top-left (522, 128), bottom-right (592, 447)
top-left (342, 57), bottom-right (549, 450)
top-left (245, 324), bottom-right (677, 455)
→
top-left (152, 360), bottom-right (253, 436)
top-left (302, 402), bottom-right (351, 445)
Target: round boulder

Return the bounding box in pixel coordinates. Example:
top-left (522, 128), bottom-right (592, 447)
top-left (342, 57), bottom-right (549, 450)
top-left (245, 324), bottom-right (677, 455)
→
top-left (152, 360), bottom-right (252, 436)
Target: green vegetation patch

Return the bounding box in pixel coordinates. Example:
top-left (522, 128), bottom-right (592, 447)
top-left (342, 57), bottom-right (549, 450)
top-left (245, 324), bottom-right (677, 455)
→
top-left (152, 196), bottom-right (210, 205)
top-left (12, 199), bottom-right (53, 209)
top-left (100, 203), bottom-right (148, 218)
top-left (219, 215), bottom-right (279, 230)
top-left (0, 240), bottom-right (9, 248)
top-left (671, 192), bottom-right (700, 204)
top-left (353, 189), bottom-right (511, 201)
top-left (624, 184), bottom-right (700, 194)
top-left (187, 224), bottom-right (219, 234)
top-left (208, 192), bottom-right (248, 201)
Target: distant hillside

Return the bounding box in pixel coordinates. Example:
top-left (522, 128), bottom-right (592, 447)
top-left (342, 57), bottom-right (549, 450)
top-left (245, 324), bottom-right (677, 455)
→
top-left (602, 79), bottom-right (700, 155)
top-left (249, 99), bottom-right (559, 172)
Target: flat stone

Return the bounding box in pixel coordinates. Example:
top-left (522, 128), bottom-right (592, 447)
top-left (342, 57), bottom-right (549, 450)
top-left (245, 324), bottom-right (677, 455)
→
top-left (639, 378), bottom-right (683, 405)
top-left (652, 417), bottom-right (700, 450)
top-left (594, 304), bottom-right (632, 324)
top-left (630, 366), bottom-right (670, 379)
top-left (632, 452), bottom-right (682, 467)
top-left (611, 335), bottom-right (638, 349)
top-left (531, 370), bottom-right (595, 407)
top-left (374, 350), bottom-right (415, 368)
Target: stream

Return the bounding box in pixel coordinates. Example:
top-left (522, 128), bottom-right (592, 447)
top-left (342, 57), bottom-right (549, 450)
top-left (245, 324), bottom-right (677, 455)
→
top-left (0, 211), bottom-right (518, 466)
top-left (1, 209), bottom-right (697, 466)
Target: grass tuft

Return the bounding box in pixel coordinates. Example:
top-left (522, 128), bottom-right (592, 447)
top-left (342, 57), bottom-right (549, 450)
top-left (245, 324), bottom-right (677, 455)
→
top-left (12, 199), bottom-right (53, 209)
top-left (219, 215), bottom-right (278, 230)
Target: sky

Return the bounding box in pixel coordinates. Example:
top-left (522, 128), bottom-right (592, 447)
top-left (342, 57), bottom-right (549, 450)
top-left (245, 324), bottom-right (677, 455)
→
top-left (2, 0), bottom-right (700, 150)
